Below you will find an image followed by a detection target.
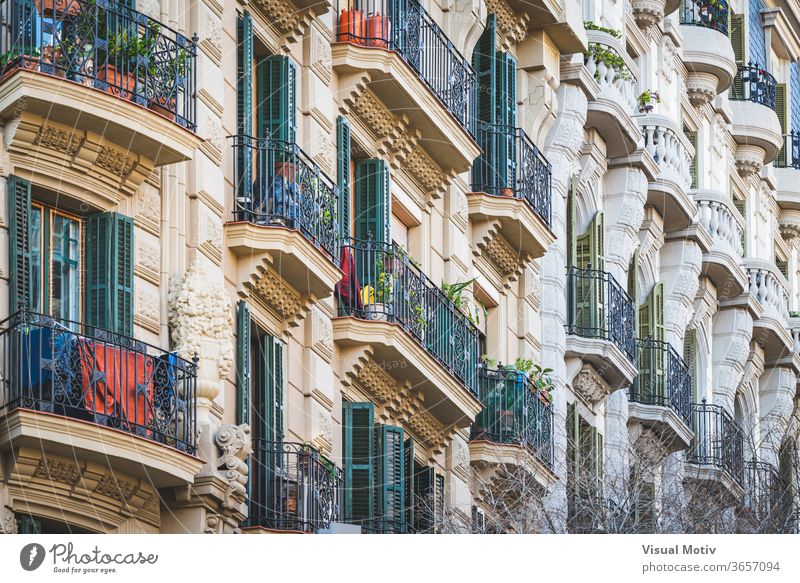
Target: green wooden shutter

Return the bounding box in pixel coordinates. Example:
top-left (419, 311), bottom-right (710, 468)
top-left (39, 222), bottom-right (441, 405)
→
top-left (496, 52), bottom-right (517, 190)
top-left (472, 14), bottom-right (497, 125)
top-left (337, 115), bottom-right (351, 241)
top-left (567, 401), bottom-right (578, 479)
top-left (730, 14), bottom-right (745, 99)
top-left (237, 13), bottom-right (253, 191)
top-left (257, 55), bottom-right (297, 143)
top-left (434, 473), bottom-right (445, 533)
top-left (375, 424), bottom-right (405, 533)
top-left (686, 131), bottom-right (698, 188)
top-left (85, 212), bottom-right (133, 335)
top-left (733, 197), bottom-right (746, 254)
top-left (635, 482), bottom-right (656, 533)
top-left (404, 437), bottom-right (415, 531)
top-left (413, 465), bottom-right (435, 533)
top-left (683, 329), bottom-right (697, 402)
top-left (353, 159), bottom-right (390, 243)
top-left (590, 212), bottom-right (604, 270)
top-left (567, 177), bottom-right (576, 267)
top-left (7, 175), bottom-right (31, 315)
top-left (236, 301), bottom-right (251, 426)
top-left (269, 336), bottom-right (284, 441)
top-left (343, 402), bottom-right (374, 526)
top-left (776, 84), bottom-right (788, 165)
top-left (652, 282), bottom-right (664, 343)
top-left (594, 429), bottom-right (604, 487)
top-left (574, 212), bottom-right (604, 334)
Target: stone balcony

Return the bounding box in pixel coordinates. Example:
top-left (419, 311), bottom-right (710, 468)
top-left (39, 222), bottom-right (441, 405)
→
top-left (0, 0), bottom-right (200, 203)
top-left (695, 191), bottom-right (747, 298)
top-left (584, 30), bottom-right (641, 157)
top-left (746, 259), bottom-right (792, 361)
top-left (638, 114), bottom-right (696, 231)
top-left (679, 0), bottom-right (737, 106)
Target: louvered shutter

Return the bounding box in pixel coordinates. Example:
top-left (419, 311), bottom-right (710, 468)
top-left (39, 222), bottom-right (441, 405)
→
top-left (375, 424), bottom-right (405, 533)
top-left (236, 301), bottom-right (251, 426)
top-left (343, 402), bottom-right (374, 526)
top-left (566, 401), bottom-right (578, 479)
top-left (85, 212), bottom-right (133, 335)
top-left (472, 14), bottom-right (496, 125)
top-left (353, 159), bottom-right (390, 243)
top-left (257, 55), bottom-right (297, 144)
top-left (776, 84), bottom-right (788, 165)
top-left (635, 482), bottom-right (656, 533)
top-left (237, 13), bottom-right (253, 196)
top-left (594, 429), bottom-right (604, 488)
top-left (270, 337), bottom-right (284, 441)
top-left (730, 14), bottom-right (745, 98)
top-left (496, 52), bottom-right (517, 191)
top-left (567, 177), bottom-right (576, 267)
top-left (414, 465), bottom-right (435, 533)
top-left (686, 131), bottom-right (698, 188)
top-left (590, 211), bottom-right (605, 271)
top-left (7, 175), bottom-right (31, 315)
top-left (434, 473), bottom-right (445, 533)
top-left (652, 282), bottom-right (664, 343)
top-left (337, 115), bottom-right (351, 241)
top-left (683, 329), bottom-right (697, 402)
top-left (404, 437), bottom-right (415, 530)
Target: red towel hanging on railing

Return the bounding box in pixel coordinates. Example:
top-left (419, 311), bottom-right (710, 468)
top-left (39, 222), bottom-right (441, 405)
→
top-left (336, 246), bottom-right (362, 311)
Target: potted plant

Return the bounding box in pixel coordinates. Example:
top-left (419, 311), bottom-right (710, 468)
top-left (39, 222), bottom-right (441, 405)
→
top-left (0, 47), bottom-right (40, 72)
top-left (366, 11), bottom-right (391, 48)
top-left (337, 1), bottom-right (366, 44)
top-left (362, 257), bottom-right (393, 320)
top-left (35, 0), bottom-right (82, 19)
top-left (96, 27), bottom-right (139, 100)
top-left (530, 364), bottom-right (555, 404)
top-left (638, 89), bottom-right (661, 113)
top-left (146, 44), bottom-right (190, 122)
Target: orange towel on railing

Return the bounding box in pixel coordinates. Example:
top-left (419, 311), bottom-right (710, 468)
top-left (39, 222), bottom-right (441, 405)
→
top-left (79, 340), bottom-right (154, 432)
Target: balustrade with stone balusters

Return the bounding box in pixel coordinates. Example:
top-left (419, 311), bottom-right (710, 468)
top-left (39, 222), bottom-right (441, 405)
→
top-left (696, 193), bottom-right (745, 259)
top-left (746, 261), bottom-right (790, 324)
top-left (584, 32), bottom-right (639, 116)
top-left (639, 115), bottom-right (694, 190)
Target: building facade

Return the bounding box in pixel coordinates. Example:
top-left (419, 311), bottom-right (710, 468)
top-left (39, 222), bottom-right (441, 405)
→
top-left (0, 0), bottom-right (798, 534)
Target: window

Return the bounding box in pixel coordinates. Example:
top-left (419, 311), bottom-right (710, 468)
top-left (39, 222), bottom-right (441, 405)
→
top-left (566, 401), bottom-right (603, 533)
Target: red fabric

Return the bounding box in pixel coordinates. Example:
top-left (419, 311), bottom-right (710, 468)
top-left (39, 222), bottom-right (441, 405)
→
top-left (336, 246), bottom-right (362, 310)
top-left (79, 341), bottom-right (154, 431)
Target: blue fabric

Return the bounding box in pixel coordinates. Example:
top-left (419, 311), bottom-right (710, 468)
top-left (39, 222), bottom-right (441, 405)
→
top-left (749, 0), bottom-right (767, 67)
top-left (20, 327), bottom-right (72, 390)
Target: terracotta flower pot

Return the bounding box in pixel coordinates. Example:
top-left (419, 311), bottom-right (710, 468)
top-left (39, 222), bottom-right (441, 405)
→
top-left (274, 162), bottom-right (297, 179)
top-left (337, 9), bottom-right (366, 45)
top-left (148, 96), bottom-right (177, 121)
top-left (40, 46), bottom-right (65, 77)
top-left (35, 0), bottom-right (81, 19)
top-left (366, 14), bottom-right (391, 48)
top-left (97, 64), bottom-right (136, 100)
top-left (500, 187), bottom-right (514, 196)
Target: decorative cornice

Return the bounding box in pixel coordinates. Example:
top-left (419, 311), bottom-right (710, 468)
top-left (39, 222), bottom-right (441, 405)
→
top-left (246, 265), bottom-right (306, 325)
top-left (484, 0), bottom-right (528, 45)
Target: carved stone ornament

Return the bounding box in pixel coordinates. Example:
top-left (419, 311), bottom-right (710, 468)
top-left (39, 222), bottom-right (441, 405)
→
top-left (686, 72), bottom-right (718, 108)
top-left (1, 508), bottom-right (18, 534)
top-left (631, 0), bottom-right (665, 32)
top-left (215, 424), bottom-right (253, 511)
top-left (168, 261), bottom-right (234, 384)
top-left (572, 365), bottom-right (611, 406)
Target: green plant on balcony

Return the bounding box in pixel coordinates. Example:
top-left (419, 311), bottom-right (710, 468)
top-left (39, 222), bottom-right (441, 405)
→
top-left (586, 44), bottom-right (631, 81)
top-left (442, 278), bottom-right (486, 327)
top-left (583, 21), bottom-right (622, 38)
top-left (0, 46), bottom-right (40, 69)
top-left (638, 89), bottom-right (661, 113)
top-left (530, 364), bottom-right (555, 403)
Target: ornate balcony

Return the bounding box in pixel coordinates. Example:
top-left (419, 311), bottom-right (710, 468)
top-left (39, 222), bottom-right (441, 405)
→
top-left (685, 400), bottom-right (745, 502)
top-left (729, 65), bottom-right (783, 170)
top-left (244, 440), bottom-right (343, 534)
top-left (469, 366), bottom-right (555, 489)
top-left (695, 191), bottom-right (747, 298)
top-left (0, 0), bottom-right (200, 184)
top-left (774, 131), bottom-right (800, 170)
top-left (333, 0), bottom-right (479, 172)
top-left (334, 240), bottom-right (482, 432)
top-left (629, 338), bottom-right (693, 453)
top-left (639, 114), bottom-right (696, 230)
top-left (565, 267), bottom-right (638, 391)
top-left (226, 135), bottom-right (342, 304)
top-left (746, 259), bottom-right (792, 361)
top-left (468, 123), bottom-right (555, 271)
top-left (0, 311), bottom-right (201, 493)
top-left (584, 30), bottom-right (641, 157)
top-left (679, 0), bottom-right (736, 106)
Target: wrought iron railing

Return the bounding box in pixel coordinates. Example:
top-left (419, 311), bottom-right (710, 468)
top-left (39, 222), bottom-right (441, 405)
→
top-left (631, 338), bottom-right (692, 424)
top-left (686, 400), bottom-right (745, 487)
top-left (730, 63), bottom-right (777, 109)
top-left (471, 366), bottom-right (554, 469)
top-left (679, 0), bottom-right (729, 35)
top-left (0, 310), bottom-right (197, 454)
top-left (743, 460), bottom-right (783, 512)
top-left (565, 266), bottom-right (637, 362)
top-left (232, 134), bottom-right (339, 264)
top-left (472, 122), bottom-right (552, 227)
top-left (246, 440), bottom-right (343, 533)
top-left (336, 239), bottom-right (480, 395)
top-left (0, 0), bottom-right (197, 129)
top-left (774, 131), bottom-right (800, 169)
top-left (335, 0), bottom-right (476, 136)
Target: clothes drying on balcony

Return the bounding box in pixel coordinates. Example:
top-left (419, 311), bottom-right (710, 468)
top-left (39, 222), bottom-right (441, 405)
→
top-left (336, 246), bottom-right (362, 311)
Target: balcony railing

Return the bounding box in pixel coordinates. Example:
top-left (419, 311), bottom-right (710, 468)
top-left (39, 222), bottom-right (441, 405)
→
top-left (679, 0), bottom-right (729, 35)
top-left (335, 0), bottom-right (476, 136)
top-left (0, 310), bottom-right (197, 454)
top-left (746, 260), bottom-right (789, 324)
top-left (774, 131), bottom-right (800, 169)
top-left (730, 64), bottom-right (776, 109)
top-left (0, 0), bottom-right (197, 130)
top-left (471, 366), bottom-right (554, 469)
top-left (565, 266), bottom-right (637, 362)
top-left (743, 460), bottom-right (784, 513)
top-left (472, 122), bottom-right (552, 227)
top-left (232, 134), bottom-right (339, 264)
top-left (584, 34), bottom-right (639, 116)
top-left (696, 193), bottom-right (745, 259)
top-left (640, 115), bottom-right (694, 190)
top-left (686, 400), bottom-right (745, 487)
top-left (246, 440), bottom-right (343, 533)
top-left (631, 338), bottom-right (692, 424)
top-left (336, 239), bottom-right (480, 395)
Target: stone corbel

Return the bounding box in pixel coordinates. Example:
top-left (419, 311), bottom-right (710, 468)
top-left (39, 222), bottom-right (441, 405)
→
top-left (483, 0), bottom-right (528, 48)
top-left (215, 424), bottom-right (253, 513)
top-left (241, 260), bottom-right (310, 329)
top-left (250, 0), bottom-right (322, 46)
top-left (571, 364), bottom-right (612, 407)
top-left (472, 221), bottom-right (526, 284)
top-left (779, 216), bottom-right (800, 247)
top-left (442, 0), bottom-right (488, 58)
